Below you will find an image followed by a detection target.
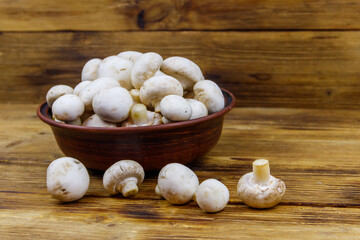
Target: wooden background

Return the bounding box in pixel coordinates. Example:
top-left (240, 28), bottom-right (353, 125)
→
top-left (1, 0), bottom-right (360, 239)
top-left (1, 0), bottom-right (360, 108)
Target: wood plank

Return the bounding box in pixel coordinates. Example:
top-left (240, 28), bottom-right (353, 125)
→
top-left (1, 31), bottom-right (360, 108)
top-left (1, 0), bottom-right (360, 31)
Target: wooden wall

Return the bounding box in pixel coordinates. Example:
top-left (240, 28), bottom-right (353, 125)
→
top-left (1, 0), bottom-right (360, 109)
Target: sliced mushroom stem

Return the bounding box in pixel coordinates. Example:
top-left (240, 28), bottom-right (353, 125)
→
top-left (119, 177), bottom-right (139, 197)
top-left (253, 159), bottom-right (270, 186)
top-left (152, 100), bottom-right (161, 112)
top-left (130, 103), bottom-right (148, 125)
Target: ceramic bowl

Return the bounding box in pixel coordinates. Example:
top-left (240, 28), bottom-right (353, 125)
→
top-left (37, 89), bottom-right (235, 171)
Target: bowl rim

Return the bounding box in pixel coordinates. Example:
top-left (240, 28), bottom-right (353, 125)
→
top-left (37, 88), bottom-right (236, 133)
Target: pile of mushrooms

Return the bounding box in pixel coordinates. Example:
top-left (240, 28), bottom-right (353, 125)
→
top-left (45, 51), bottom-right (225, 127)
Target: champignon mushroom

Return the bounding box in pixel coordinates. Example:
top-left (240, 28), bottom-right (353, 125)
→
top-left (82, 114), bottom-right (117, 128)
top-left (97, 55), bottom-right (133, 90)
top-left (122, 104), bottom-right (163, 127)
top-left (92, 86), bottom-right (133, 123)
top-left (117, 50), bottom-right (143, 64)
top-left (186, 99), bottom-right (208, 120)
top-left (131, 52), bottom-right (163, 89)
top-left (193, 80), bottom-right (225, 113)
top-left (52, 94), bottom-right (85, 122)
top-left (140, 75), bottom-right (183, 112)
top-left (237, 159), bottom-right (286, 209)
top-left (46, 157), bottom-right (90, 202)
top-left (129, 88), bottom-right (141, 103)
top-left (73, 81), bottom-right (92, 96)
top-left (103, 160), bottom-right (145, 197)
top-left (160, 95), bottom-right (192, 121)
top-left (46, 85), bottom-right (73, 108)
top-left (79, 77), bottom-right (120, 111)
top-left (81, 58), bottom-right (102, 82)
top-left (161, 56), bottom-right (204, 91)
top-left (195, 179), bottom-right (229, 213)
top-left (155, 163), bottom-right (199, 205)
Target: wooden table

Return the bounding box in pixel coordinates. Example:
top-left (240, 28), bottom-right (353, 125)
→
top-left (1, 103), bottom-right (359, 239)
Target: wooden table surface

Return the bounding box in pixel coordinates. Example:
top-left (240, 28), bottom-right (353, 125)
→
top-left (1, 103), bottom-right (359, 239)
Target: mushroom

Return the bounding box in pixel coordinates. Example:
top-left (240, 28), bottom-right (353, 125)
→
top-left (161, 56), bottom-right (204, 91)
top-left (52, 94), bottom-right (85, 122)
top-left (97, 55), bottom-right (133, 90)
top-left (46, 85), bottom-right (73, 108)
top-left (160, 95), bottom-right (192, 121)
top-left (117, 50), bottom-right (143, 64)
top-left (103, 160), bottom-right (145, 197)
top-left (81, 58), bottom-right (102, 82)
top-left (193, 80), bottom-right (225, 113)
top-left (122, 104), bottom-right (163, 127)
top-left (155, 163), bottom-right (199, 205)
top-left (46, 157), bottom-right (90, 202)
top-left (140, 75), bottom-right (183, 112)
top-left (195, 179), bottom-right (229, 213)
top-left (237, 159), bottom-right (286, 209)
top-left (186, 99), bottom-right (208, 120)
top-left (92, 86), bottom-right (133, 123)
top-left (129, 88), bottom-right (141, 103)
top-left (82, 114), bottom-right (117, 128)
top-left (79, 77), bottom-right (120, 111)
top-left (131, 52), bottom-right (163, 89)
top-left (73, 80), bottom-right (92, 96)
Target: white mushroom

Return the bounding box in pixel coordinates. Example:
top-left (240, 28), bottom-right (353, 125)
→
top-left (122, 104), bottom-right (163, 127)
top-left (117, 51), bottom-right (143, 64)
top-left (46, 157), bottom-right (90, 202)
top-left (79, 77), bottom-right (120, 111)
top-left (52, 94), bottom-right (85, 122)
top-left (46, 85), bottom-right (73, 108)
top-left (81, 58), bottom-right (102, 82)
top-left (160, 95), bottom-right (192, 121)
top-left (129, 88), bottom-right (141, 103)
top-left (131, 52), bottom-right (163, 89)
top-left (155, 163), bottom-right (199, 205)
top-left (186, 99), bottom-right (208, 120)
top-left (237, 159), bottom-right (286, 209)
top-left (193, 80), bottom-right (225, 113)
top-left (195, 179), bottom-right (229, 213)
top-left (97, 55), bottom-right (133, 90)
top-left (82, 114), bottom-right (117, 128)
top-left (103, 160), bottom-right (145, 197)
top-left (92, 87), bottom-right (133, 122)
top-left (140, 75), bottom-right (183, 112)
top-left (73, 81), bottom-right (92, 96)
top-left (161, 56), bottom-right (204, 91)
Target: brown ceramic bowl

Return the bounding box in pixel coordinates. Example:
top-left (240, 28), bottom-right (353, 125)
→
top-left (37, 89), bottom-right (235, 171)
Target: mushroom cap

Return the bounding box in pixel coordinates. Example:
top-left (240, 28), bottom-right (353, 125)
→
top-left (161, 56), bottom-right (204, 91)
top-left (195, 179), bottom-right (229, 213)
top-left (131, 52), bottom-right (163, 89)
top-left (193, 80), bottom-right (225, 113)
top-left (81, 58), bottom-right (102, 82)
top-left (52, 94), bottom-right (85, 122)
top-left (237, 172), bottom-right (286, 209)
top-left (97, 55), bottom-right (134, 90)
top-left (92, 86), bottom-right (133, 123)
top-left (156, 163), bottom-right (199, 205)
top-left (103, 160), bottom-right (145, 195)
top-left (82, 114), bottom-right (117, 128)
top-left (79, 77), bottom-right (120, 111)
top-left (46, 85), bottom-right (74, 108)
top-left (46, 157), bottom-right (90, 202)
top-left (160, 95), bottom-right (192, 121)
top-left (73, 81), bottom-right (92, 96)
top-left (186, 98), bottom-right (208, 120)
top-left (139, 75), bottom-right (183, 109)
top-left (117, 51), bottom-right (143, 64)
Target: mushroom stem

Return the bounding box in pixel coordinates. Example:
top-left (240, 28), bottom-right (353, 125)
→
top-left (130, 103), bottom-right (148, 126)
top-left (252, 159), bottom-right (270, 186)
top-left (118, 178), bottom-right (139, 197)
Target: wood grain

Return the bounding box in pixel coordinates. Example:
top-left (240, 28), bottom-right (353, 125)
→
top-left (1, 0), bottom-right (360, 31)
top-left (0, 104), bottom-right (359, 239)
top-left (1, 31), bottom-right (360, 108)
